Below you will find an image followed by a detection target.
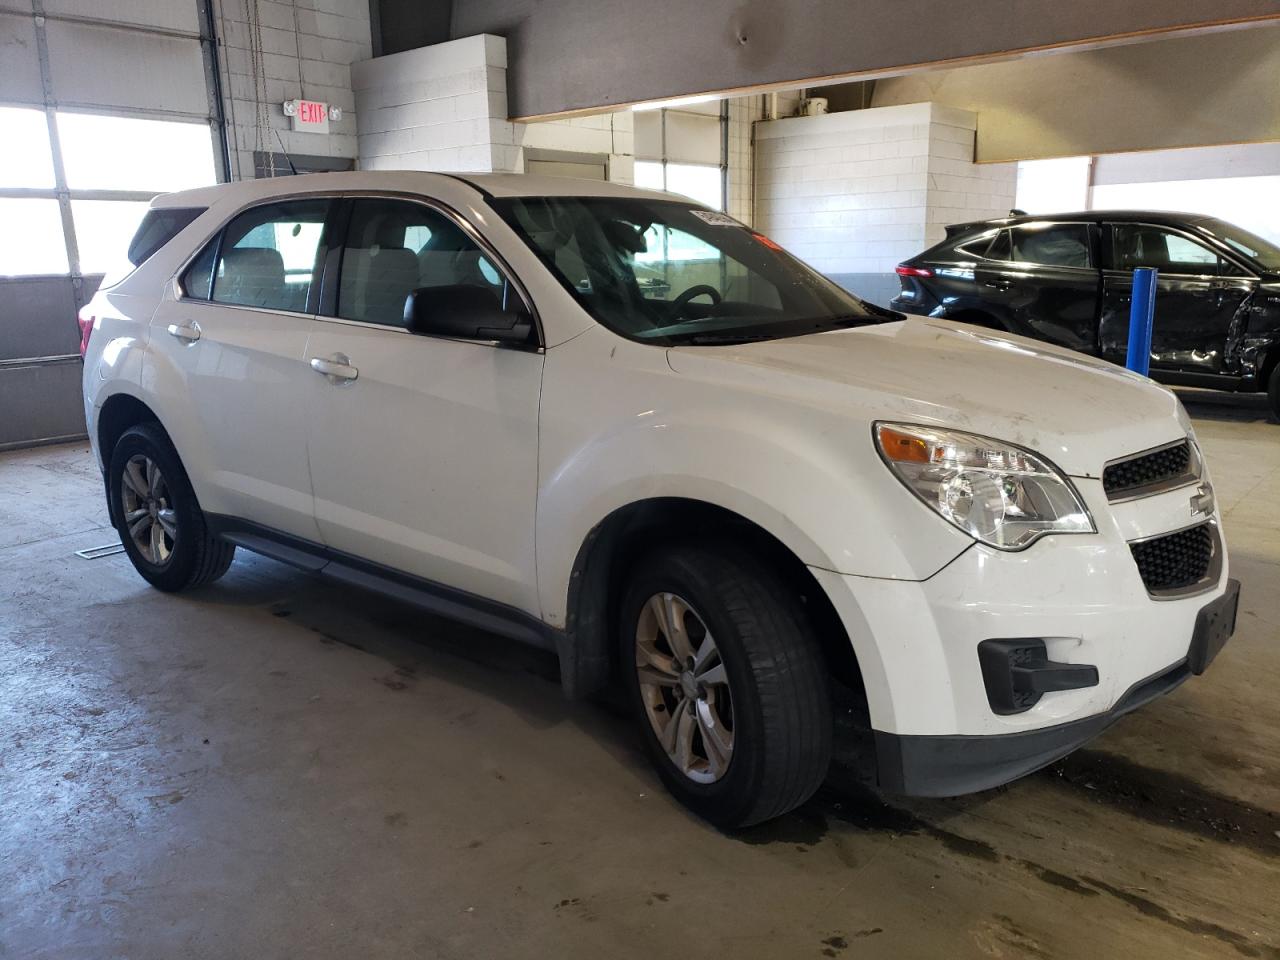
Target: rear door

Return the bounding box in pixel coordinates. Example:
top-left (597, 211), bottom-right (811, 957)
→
top-left (1099, 222), bottom-right (1256, 374)
top-left (974, 221), bottom-right (1101, 352)
top-left (149, 198), bottom-right (330, 540)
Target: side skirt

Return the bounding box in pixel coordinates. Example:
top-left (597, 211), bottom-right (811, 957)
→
top-left (205, 514), bottom-right (560, 653)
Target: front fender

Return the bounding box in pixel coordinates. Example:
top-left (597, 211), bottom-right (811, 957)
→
top-left (535, 328), bottom-right (972, 626)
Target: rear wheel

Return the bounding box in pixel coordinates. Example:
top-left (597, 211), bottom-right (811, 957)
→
top-left (1267, 362), bottom-right (1280, 422)
top-left (108, 423), bottom-right (235, 591)
top-left (619, 543), bottom-right (832, 828)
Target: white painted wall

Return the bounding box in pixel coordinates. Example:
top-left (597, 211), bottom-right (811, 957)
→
top-left (213, 0), bottom-right (372, 178)
top-left (754, 102), bottom-right (1015, 277)
top-left (353, 35), bottom-right (633, 182)
top-left (1013, 142), bottom-right (1280, 245)
top-left (870, 24), bottom-right (1280, 163)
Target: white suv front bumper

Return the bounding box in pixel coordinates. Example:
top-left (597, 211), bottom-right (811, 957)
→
top-left (812, 473), bottom-right (1238, 796)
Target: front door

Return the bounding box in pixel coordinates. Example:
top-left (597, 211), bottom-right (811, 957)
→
top-left (1099, 223), bottom-right (1255, 373)
top-left (150, 198), bottom-right (330, 540)
top-left (304, 197), bottom-right (544, 614)
top-left (973, 221), bottom-right (1100, 352)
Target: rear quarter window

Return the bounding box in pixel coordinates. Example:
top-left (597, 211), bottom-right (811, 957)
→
top-left (127, 207), bottom-right (206, 267)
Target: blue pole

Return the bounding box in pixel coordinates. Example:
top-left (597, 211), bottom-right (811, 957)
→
top-left (1126, 267), bottom-right (1158, 376)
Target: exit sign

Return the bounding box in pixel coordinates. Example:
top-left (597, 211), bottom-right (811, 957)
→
top-left (286, 99), bottom-right (330, 134)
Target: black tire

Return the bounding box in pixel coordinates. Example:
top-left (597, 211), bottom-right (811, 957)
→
top-left (108, 422), bottom-right (235, 592)
top-left (1268, 362), bottom-right (1280, 422)
top-left (618, 543), bottom-right (833, 828)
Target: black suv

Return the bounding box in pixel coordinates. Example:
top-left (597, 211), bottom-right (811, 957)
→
top-left (890, 211), bottom-right (1280, 418)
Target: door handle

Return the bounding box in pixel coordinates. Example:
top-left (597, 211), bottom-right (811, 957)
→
top-left (310, 353), bottom-right (358, 383)
top-left (166, 321), bottom-right (201, 343)
top-left (983, 279), bottom-right (1014, 291)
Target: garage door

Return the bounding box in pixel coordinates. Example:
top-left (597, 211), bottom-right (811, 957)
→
top-left (0, 1), bottom-right (220, 449)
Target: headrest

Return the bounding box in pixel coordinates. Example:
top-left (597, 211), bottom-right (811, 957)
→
top-left (422, 218), bottom-right (469, 252)
top-left (373, 218), bottom-right (408, 250)
top-left (223, 246), bottom-right (284, 276)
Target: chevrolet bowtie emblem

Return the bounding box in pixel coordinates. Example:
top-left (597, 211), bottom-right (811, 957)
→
top-left (1190, 482), bottom-right (1216, 519)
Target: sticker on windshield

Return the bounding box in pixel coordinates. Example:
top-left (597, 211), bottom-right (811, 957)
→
top-left (689, 210), bottom-right (742, 227)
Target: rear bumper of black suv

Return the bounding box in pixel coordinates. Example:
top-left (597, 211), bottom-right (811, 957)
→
top-left (874, 578), bottom-right (1240, 797)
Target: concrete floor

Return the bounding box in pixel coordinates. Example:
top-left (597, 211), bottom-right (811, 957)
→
top-left (1, 391), bottom-right (1278, 960)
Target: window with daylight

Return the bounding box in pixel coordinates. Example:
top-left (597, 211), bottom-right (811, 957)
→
top-left (0, 107), bottom-right (216, 278)
top-left (635, 160), bottom-right (724, 212)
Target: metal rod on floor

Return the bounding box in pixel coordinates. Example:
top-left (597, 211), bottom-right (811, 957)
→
top-left (1126, 267), bottom-right (1158, 376)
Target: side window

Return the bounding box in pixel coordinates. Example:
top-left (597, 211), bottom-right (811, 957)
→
top-left (128, 207), bottom-right (205, 267)
top-left (207, 199), bottom-right (328, 311)
top-left (337, 198), bottom-right (509, 327)
top-left (1010, 223), bottom-right (1092, 268)
top-left (985, 229), bottom-right (1012, 261)
top-left (1112, 225), bottom-right (1220, 275)
top-left (954, 229), bottom-right (999, 260)
top-left (181, 239), bottom-right (218, 300)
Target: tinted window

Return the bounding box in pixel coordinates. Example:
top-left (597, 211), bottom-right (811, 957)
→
top-left (182, 239), bottom-right (218, 300)
top-left (209, 200), bottom-right (328, 311)
top-left (984, 229), bottom-right (1012, 261)
top-left (1011, 223), bottom-right (1091, 268)
top-left (337, 198), bottom-right (507, 327)
top-left (1112, 224), bottom-right (1221, 275)
top-left (1199, 218), bottom-right (1280, 271)
top-left (128, 207), bottom-right (205, 266)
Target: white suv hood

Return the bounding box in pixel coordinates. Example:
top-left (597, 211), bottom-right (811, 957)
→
top-left (665, 318), bottom-right (1187, 478)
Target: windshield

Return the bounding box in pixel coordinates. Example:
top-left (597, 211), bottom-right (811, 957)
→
top-left (491, 196), bottom-right (888, 344)
top-left (1198, 218), bottom-right (1280, 272)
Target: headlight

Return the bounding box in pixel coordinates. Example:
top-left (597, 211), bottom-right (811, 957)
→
top-left (874, 422), bottom-right (1095, 550)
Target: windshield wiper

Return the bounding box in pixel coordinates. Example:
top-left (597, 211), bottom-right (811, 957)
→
top-left (679, 314), bottom-right (880, 346)
top-left (683, 332), bottom-right (782, 345)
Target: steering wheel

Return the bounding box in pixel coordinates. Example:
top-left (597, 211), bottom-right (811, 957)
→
top-left (670, 284), bottom-right (722, 317)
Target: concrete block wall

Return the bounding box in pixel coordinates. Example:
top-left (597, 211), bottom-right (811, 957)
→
top-left (353, 35), bottom-right (633, 182)
top-left (213, 0), bottom-right (372, 178)
top-left (754, 102), bottom-right (1015, 304)
top-left (352, 34), bottom-right (508, 171)
top-left (727, 95), bottom-right (763, 225)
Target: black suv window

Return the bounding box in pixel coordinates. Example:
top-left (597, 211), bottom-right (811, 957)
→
top-left (336, 198), bottom-right (510, 327)
top-left (1010, 223), bottom-right (1092, 268)
top-left (1111, 224), bottom-right (1225, 276)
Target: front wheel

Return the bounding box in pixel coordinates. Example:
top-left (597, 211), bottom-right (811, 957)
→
top-left (1267, 362), bottom-right (1280, 422)
top-left (108, 422), bottom-right (235, 591)
top-left (619, 544), bottom-right (833, 828)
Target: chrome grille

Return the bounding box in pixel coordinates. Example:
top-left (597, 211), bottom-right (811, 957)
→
top-left (1103, 440), bottom-right (1197, 502)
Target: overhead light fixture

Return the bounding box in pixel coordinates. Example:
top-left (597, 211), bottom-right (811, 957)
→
top-left (632, 94), bottom-right (721, 112)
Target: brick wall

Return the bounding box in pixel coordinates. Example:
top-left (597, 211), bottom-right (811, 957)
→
top-left (753, 102), bottom-right (1015, 303)
top-left (353, 35), bottom-right (633, 182)
top-left (726, 95), bottom-right (762, 224)
top-left (213, 0), bottom-right (372, 178)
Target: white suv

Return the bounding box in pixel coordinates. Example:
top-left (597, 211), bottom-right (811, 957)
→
top-left (81, 172), bottom-right (1240, 827)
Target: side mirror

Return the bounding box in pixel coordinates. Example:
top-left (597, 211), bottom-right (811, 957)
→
top-left (403, 285), bottom-right (535, 346)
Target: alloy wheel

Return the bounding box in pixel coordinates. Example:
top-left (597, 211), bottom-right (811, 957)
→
top-left (120, 453), bottom-right (176, 565)
top-left (635, 592), bottom-right (735, 783)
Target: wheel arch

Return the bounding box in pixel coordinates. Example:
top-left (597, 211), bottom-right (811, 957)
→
top-left (97, 393), bottom-right (169, 471)
top-left (96, 393), bottom-right (179, 526)
top-left (557, 497), bottom-right (866, 709)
